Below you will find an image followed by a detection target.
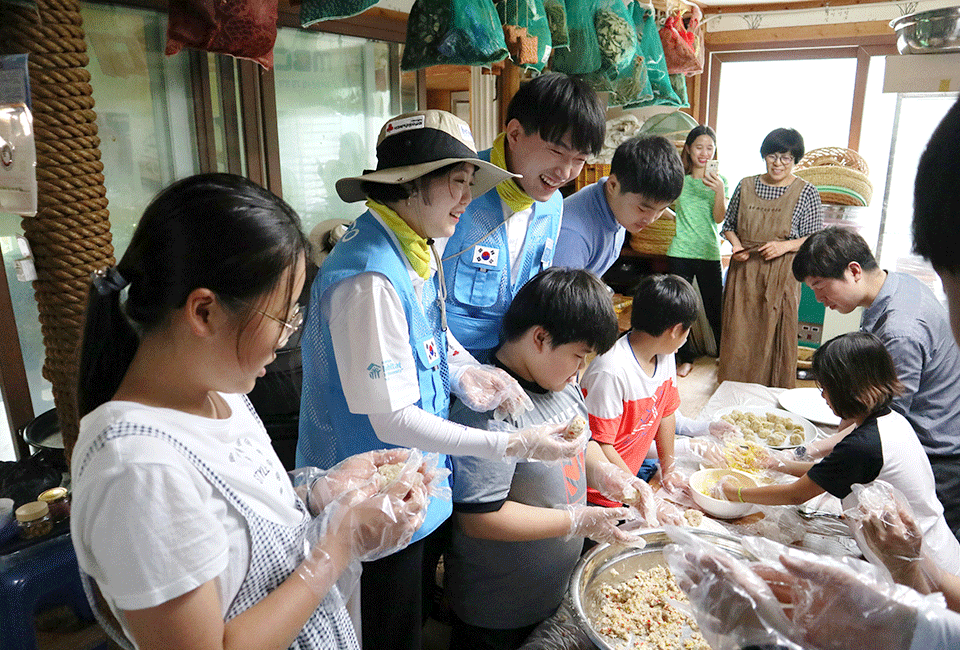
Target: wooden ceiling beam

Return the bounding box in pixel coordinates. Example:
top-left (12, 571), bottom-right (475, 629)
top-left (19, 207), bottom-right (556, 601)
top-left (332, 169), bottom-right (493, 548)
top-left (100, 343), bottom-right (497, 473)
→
top-left (704, 19), bottom-right (895, 46)
top-left (704, 0), bottom-right (897, 15)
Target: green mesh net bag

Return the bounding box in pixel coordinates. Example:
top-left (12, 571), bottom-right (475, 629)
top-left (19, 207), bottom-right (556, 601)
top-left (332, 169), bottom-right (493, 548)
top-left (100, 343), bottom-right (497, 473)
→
top-left (551, 0), bottom-right (602, 74)
top-left (632, 2), bottom-right (682, 107)
top-left (401, 0), bottom-right (509, 70)
top-left (543, 0), bottom-right (570, 50)
top-left (499, 0), bottom-right (553, 72)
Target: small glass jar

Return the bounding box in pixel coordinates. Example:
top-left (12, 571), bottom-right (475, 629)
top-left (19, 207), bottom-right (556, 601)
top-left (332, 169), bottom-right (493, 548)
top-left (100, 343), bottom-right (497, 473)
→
top-left (38, 487), bottom-right (71, 522)
top-left (15, 501), bottom-right (53, 539)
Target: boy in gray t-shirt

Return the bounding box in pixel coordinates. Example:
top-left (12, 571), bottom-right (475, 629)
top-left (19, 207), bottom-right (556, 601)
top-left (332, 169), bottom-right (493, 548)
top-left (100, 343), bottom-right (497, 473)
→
top-left (445, 268), bottom-right (657, 650)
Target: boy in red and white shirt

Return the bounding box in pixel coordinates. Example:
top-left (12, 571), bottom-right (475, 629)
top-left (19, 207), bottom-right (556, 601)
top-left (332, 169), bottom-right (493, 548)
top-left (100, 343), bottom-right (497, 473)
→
top-left (583, 274), bottom-right (698, 506)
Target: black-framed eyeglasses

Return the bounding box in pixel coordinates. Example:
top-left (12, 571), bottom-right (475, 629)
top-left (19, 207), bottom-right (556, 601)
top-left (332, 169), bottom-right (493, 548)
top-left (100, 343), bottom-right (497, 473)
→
top-left (253, 303), bottom-right (303, 346)
top-left (764, 153), bottom-right (794, 165)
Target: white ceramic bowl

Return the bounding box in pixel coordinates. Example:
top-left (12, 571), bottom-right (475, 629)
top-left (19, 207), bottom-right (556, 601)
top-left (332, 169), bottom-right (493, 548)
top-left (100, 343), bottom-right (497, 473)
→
top-left (689, 468), bottom-right (758, 519)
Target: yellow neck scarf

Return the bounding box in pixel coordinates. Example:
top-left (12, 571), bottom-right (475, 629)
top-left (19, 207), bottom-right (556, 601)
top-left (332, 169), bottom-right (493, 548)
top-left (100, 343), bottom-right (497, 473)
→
top-left (491, 132), bottom-right (534, 213)
top-left (366, 199), bottom-right (431, 279)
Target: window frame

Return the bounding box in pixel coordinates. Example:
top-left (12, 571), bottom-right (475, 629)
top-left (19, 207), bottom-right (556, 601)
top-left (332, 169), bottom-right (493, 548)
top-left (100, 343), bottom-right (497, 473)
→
top-left (700, 35), bottom-right (897, 151)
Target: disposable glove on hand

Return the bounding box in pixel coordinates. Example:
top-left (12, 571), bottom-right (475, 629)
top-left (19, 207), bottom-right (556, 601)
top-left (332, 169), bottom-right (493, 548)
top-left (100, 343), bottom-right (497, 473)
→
top-left (292, 448), bottom-right (413, 516)
top-left (563, 504), bottom-right (645, 547)
top-left (655, 496), bottom-right (687, 526)
top-left (778, 552), bottom-right (921, 650)
top-left (742, 534), bottom-right (939, 650)
top-left (845, 480), bottom-right (937, 593)
top-left (593, 462), bottom-right (658, 526)
top-left (659, 467), bottom-right (687, 496)
top-left (501, 421), bottom-right (587, 463)
top-left (664, 527), bottom-right (799, 650)
top-left (708, 419), bottom-right (739, 439)
top-left (295, 452), bottom-right (434, 595)
top-left (686, 437), bottom-right (729, 469)
top-left (455, 365), bottom-right (533, 417)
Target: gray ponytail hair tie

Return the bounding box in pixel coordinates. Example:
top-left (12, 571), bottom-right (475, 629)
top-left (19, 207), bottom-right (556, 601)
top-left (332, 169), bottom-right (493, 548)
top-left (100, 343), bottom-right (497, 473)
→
top-left (92, 266), bottom-right (129, 296)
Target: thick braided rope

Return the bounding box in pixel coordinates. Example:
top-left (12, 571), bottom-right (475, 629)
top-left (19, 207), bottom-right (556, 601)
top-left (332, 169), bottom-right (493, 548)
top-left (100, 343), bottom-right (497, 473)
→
top-left (0, 0), bottom-right (115, 464)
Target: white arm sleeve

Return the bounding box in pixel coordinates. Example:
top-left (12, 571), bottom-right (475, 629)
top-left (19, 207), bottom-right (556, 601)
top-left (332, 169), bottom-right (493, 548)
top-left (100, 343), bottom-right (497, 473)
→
top-left (676, 412), bottom-right (710, 437)
top-left (368, 404), bottom-right (508, 459)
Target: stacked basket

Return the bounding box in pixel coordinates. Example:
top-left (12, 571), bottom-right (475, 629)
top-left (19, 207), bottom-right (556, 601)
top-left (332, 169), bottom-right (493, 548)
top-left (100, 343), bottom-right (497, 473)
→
top-left (794, 147), bottom-right (873, 207)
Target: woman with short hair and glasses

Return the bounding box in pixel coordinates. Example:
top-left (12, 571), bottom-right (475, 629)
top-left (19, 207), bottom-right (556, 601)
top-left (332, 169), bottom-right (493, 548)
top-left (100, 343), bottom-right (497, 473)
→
top-left (718, 127), bottom-right (823, 388)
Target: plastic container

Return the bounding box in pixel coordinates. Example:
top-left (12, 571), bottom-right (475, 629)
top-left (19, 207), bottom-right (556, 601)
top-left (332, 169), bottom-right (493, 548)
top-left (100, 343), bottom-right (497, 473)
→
top-left (15, 501), bottom-right (53, 539)
top-left (38, 487), bottom-right (70, 522)
top-left (689, 468), bottom-right (759, 519)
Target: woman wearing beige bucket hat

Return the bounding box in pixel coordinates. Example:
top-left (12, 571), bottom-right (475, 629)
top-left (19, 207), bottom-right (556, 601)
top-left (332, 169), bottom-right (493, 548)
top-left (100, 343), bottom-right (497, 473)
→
top-left (296, 110), bottom-right (590, 650)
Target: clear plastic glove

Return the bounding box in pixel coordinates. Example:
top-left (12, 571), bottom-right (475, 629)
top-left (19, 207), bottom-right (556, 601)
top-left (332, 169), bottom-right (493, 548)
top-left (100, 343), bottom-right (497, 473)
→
top-left (664, 527), bottom-right (799, 650)
top-left (778, 551), bottom-right (922, 650)
top-left (655, 496), bottom-right (687, 526)
top-left (455, 364), bottom-right (533, 418)
top-left (741, 534), bottom-right (944, 650)
top-left (593, 462), bottom-right (657, 524)
top-left (686, 437), bottom-right (729, 469)
top-left (709, 475), bottom-right (738, 501)
top-left (708, 419), bottom-right (739, 439)
top-left (498, 420), bottom-right (588, 464)
top-left (294, 451), bottom-right (437, 595)
top-left (845, 480), bottom-right (935, 592)
top-left (659, 466), bottom-right (687, 496)
top-left (562, 504), bottom-right (645, 547)
top-left (290, 448), bottom-right (414, 516)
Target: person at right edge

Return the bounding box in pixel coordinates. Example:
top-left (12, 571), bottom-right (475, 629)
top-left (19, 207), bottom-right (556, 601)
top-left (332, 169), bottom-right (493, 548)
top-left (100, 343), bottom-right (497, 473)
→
top-left (663, 96), bottom-right (960, 650)
top-left (718, 128), bottom-right (823, 388)
top-left (438, 73), bottom-right (606, 363)
top-left (792, 226), bottom-right (960, 540)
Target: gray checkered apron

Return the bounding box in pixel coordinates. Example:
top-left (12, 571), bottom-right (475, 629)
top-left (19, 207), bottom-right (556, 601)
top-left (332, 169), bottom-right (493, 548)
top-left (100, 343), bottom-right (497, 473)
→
top-left (76, 398), bottom-right (359, 650)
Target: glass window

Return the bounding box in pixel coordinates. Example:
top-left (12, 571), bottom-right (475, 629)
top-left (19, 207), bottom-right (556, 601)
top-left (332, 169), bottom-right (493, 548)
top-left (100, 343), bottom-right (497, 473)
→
top-left (715, 56), bottom-right (858, 192)
top-left (0, 2), bottom-right (201, 459)
top-left (273, 29), bottom-right (416, 236)
top-left (873, 92), bottom-right (958, 299)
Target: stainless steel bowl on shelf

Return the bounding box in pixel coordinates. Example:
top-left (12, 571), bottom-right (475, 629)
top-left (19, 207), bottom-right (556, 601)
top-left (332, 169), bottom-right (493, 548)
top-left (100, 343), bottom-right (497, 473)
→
top-left (568, 529), bottom-right (754, 650)
top-left (890, 7), bottom-right (960, 54)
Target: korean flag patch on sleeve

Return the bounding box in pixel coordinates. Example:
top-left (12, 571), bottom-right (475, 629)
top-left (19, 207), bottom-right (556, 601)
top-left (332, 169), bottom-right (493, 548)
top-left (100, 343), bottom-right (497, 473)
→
top-left (472, 245), bottom-right (499, 267)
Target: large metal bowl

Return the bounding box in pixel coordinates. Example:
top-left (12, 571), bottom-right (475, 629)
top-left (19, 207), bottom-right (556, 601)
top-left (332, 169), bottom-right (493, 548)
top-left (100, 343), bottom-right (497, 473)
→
top-left (569, 529), bottom-right (753, 650)
top-left (890, 7), bottom-right (960, 54)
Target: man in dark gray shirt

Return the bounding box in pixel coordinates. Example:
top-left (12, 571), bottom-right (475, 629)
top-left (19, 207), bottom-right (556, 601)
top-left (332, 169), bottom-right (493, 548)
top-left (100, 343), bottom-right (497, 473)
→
top-left (794, 226), bottom-right (960, 538)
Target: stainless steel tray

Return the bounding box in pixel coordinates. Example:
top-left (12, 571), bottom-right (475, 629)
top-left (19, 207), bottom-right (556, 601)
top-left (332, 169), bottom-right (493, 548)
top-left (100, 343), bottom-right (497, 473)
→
top-left (890, 7), bottom-right (960, 55)
top-left (569, 529), bottom-right (753, 650)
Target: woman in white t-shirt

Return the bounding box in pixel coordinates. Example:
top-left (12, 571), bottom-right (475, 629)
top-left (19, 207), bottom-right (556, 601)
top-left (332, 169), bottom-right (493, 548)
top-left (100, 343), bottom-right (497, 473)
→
top-left (71, 174), bottom-right (430, 650)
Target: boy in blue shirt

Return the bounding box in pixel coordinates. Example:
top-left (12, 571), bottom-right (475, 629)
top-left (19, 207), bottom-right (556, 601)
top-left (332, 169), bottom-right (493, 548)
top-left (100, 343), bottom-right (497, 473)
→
top-left (439, 73), bottom-right (606, 362)
top-left (554, 135), bottom-right (684, 277)
top-left (445, 267), bottom-right (660, 650)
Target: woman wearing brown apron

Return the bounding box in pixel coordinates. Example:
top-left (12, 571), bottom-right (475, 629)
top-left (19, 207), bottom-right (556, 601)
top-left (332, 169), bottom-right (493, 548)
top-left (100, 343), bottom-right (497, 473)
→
top-left (718, 128), bottom-right (823, 388)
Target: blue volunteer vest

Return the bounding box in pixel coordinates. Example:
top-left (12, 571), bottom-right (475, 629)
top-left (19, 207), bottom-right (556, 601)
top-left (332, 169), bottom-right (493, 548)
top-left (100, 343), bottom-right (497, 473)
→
top-left (297, 211), bottom-right (452, 542)
top-left (441, 148), bottom-right (562, 359)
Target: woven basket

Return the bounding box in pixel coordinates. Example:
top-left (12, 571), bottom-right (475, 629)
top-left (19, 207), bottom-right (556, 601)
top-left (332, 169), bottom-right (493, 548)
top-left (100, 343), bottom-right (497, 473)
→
top-left (629, 213), bottom-right (676, 255)
top-left (795, 147), bottom-right (869, 176)
top-left (795, 166), bottom-right (873, 207)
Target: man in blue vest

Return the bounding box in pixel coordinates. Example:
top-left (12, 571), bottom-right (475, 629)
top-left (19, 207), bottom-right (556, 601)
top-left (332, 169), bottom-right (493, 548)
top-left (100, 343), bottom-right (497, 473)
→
top-left (438, 73), bottom-right (606, 362)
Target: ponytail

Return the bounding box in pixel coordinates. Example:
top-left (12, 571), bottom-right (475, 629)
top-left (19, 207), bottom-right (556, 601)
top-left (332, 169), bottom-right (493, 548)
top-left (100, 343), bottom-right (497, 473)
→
top-left (77, 269), bottom-right (139, 418)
